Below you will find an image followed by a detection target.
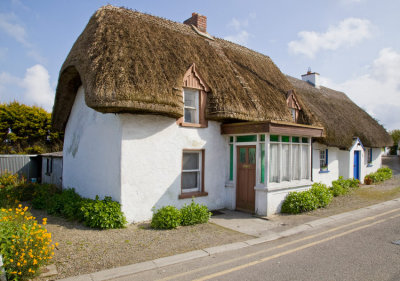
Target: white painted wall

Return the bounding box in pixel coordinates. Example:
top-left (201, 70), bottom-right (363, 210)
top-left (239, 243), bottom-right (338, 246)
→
top-left (312, 143), bottom-right (339, 187)
top-left (41, 157), bottom-right (63, 187)
top-left (337, 150), bottom-right (350, 179)
top-left (63, 87), bottom-right (122, 201)
top-left (120, 115), bottom-right (229, 223)
top-left (364, 148), bottom-right (383, 177)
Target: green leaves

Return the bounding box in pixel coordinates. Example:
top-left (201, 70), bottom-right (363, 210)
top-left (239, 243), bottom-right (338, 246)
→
top-left (364, 167), bottom-right (392, 184)
top-left (180, 199), bottom-right (211, 226)
top-left (0, 102), bottom-right (63, 154)
top-left (151, 206), bottom-right (181, 229)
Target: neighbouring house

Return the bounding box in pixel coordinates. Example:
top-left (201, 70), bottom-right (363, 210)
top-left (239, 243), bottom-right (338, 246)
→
top-left (286, 74), bottom-right (392, 186)
top-left (52, 6), bottom-right (392, 222)
top-left (41, 152), bottom-right (63, 187)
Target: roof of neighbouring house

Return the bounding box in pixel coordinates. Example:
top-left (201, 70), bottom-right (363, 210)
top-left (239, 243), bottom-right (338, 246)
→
top-left (286, 76), bottom-right (393, 149)
top-left (41, 151), bottom-right (63, 157)
top-left (52, 5), bottom-right (308, 131)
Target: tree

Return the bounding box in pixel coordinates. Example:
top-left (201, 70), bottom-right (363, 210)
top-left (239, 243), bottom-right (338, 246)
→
top-left (0, 102), bottom-right (63, 154)
top-left (389, 129), bottom-right (400, 155)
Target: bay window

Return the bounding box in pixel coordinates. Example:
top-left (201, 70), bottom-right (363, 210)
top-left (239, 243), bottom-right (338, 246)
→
top-left (269, 135), bottom-right (310, 183)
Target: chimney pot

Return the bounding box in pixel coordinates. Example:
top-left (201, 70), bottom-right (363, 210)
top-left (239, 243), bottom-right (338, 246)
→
top-left (184, 12), bottom-right (207, 33)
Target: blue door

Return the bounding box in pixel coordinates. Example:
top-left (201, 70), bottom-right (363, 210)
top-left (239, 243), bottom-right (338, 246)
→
top-left (354, 151), bottom-right (360, 180)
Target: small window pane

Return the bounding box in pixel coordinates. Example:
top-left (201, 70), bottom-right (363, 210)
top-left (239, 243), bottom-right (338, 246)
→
top-left (302, 137), bottom-right (309, 143)
top-left (292, 136), bottom-right (300, 143)
top-left (184, 90), bottom-right (196, 107)
top-left (261, 145), bottom-right (265, 183)
top-left (282, 144), bottom-right (290, 181)
top-left (301, 145), bottom-right (309, 179)
top-left (184, 108), bottom-right (196, 123)
top-left (270, 135), bottom-right (279, 142)
top-left (229, 136), bottom-right (234, 142)
top-left (182, 172), bottom-right (199, 190)
top-left (229, 144), bottom-right (233, 180)
top-left (236, 135), bottom-right (257, 142)
top-left (183, 153), bottom-right (199, 170)
top-left (282, 136), bottom-right (290, 142)
top-left (269, 143), bottom-right (279, 182)
top-left (239, 148), bottom-right (246, 163)
top-left (260, 135), bottom-right (265, 141)
top-left (292, 145), bottom-right (300, 180)
top-left (249, 148), bottom-right (256, 164)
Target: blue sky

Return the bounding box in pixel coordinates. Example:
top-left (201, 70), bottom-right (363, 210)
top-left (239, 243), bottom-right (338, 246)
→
top-left (0, 0), bottom-right (399, 131)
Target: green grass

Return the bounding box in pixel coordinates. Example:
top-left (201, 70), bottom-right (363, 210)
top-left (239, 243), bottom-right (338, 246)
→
top-left (354, 186), bottom-right (400, 201)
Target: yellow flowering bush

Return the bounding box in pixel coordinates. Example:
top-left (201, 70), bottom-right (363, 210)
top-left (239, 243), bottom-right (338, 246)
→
top-left (0, 205), bottom-right (57, 280)
top-left (0, 171), bottom-right (26, 208)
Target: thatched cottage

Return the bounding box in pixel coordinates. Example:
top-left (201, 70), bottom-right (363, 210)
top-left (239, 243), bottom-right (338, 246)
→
top-left (53, 6), bottom-right (392, 222)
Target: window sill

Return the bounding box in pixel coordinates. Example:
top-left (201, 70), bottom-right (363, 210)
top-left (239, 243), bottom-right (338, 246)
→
top-left (179, 191), bottom-right (208, 199)
top-left (319, 170), bottom-right (330, 174)
top-left (180, 122), bottom-right (207, 128)
top-left (367, 163), bottom-right (373, 167)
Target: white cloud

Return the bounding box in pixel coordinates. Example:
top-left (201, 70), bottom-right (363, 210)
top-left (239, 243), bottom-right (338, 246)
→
top-left (0, 13), bottom-right (30, 47)
top-left (288, 18), bottom-right (373, 58)
top-left (0, 65), bottom-right (54, 112)
top-left (224, 15), bottom-right (253, 45)
top-left (321, 48), bottom-right (400, 130)
top-left (224, 30), bottom-right (250, 46)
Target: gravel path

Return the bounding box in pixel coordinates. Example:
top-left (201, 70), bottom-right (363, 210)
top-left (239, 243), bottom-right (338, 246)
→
top-left (30, 209), bottom-right (251, 280)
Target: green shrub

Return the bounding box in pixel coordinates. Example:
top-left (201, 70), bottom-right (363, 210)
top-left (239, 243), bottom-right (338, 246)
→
top-left (365, 167), bottom-right (392, 184)
top-left (31, 184), bottom-right (58, 210)
top-left (80, 196), bottom-right (127, 229)
top-left (310, 183), bottom-right (333, 208)
top-left (151, 206), bottom-right (181, 229)
top-left (330, 182), bottom-right (346, 197)
top-left (46, 188), bottom-right (83, 220)
top-left (0, 171), bottom-right (27, 208)
top-left (0, 205), bottom-right (56, 280)
top-left (180, 200), bottom-right (211, 226)
top-left (281, 190), bottom-right (319, 214)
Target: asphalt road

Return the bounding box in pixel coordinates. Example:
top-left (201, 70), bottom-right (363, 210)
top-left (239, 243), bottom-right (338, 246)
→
top-left (115, 206), bottom-right (400, 281)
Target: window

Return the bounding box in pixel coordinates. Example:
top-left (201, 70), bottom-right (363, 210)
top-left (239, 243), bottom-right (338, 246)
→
top-left (367, 148), bottom-right (372, 164)
top-left (320, 149), bottom-right (328, 171)
top-left (46, 158), bottom-right (52, 175)
top-left (291, 108), bottom-right (297, 122)
top-left (180, 150), bottom-right (207, 198)
top-left (269, 135), bottom-right (310, 183)
top-left (184, 89), bottom-right (199, 124)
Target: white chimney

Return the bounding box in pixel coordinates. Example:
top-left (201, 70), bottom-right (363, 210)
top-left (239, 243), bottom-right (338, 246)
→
top-left (301, 68), bottom-right (320, 89)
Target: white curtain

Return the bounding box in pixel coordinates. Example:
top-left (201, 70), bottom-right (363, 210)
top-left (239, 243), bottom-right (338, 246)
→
top-left (301, 145), bottom-right (309, 179)
top-left (292, 145), bottom-right (300, 180)
top-left (269, 144), bottom-right (279, 182)
top-left (282, 144), bottom-right (290, 181)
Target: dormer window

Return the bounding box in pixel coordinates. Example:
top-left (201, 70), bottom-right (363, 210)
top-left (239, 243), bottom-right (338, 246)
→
top-left (184, 88), bottom-right (199, 123)
top-left (286, 90), bottom-right (301, 123)
top-left (178, 63), bottom-right (210, 128)
top-left (291, 108), bottom-right (297, 122)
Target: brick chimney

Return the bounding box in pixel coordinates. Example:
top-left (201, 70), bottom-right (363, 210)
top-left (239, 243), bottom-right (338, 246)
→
top-left (184, 13), bottom-right (207, 33)
top-left (301, 68), bottom-right (320, 89)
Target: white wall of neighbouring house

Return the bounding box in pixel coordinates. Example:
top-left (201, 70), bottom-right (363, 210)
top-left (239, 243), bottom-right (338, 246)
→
top-left (364, 148), bottom-right (383, 177)
top-left (63, 86), bottom-right (122, 202)
top-left (337, 150), bottom-right (350, 179)
top-left (312, 143), bottom-right (340, 187)
top-left (120, 114), bottom-right (229, 223)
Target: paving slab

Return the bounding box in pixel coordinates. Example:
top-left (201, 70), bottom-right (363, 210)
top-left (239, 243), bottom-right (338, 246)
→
top-left (204, 241), bottom-right (249, 255)
top-left (91, 261), bottom-right (156, 281)
top-left (152, 250), bottom-right (209, 267)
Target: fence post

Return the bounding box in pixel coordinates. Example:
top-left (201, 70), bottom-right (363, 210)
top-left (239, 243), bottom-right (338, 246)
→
top-left (0, 254), bottom-right (6, 281)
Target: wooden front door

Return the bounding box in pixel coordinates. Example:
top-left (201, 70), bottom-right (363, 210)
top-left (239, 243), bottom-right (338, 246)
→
top-left (236, 146), bottom-right (256, 212)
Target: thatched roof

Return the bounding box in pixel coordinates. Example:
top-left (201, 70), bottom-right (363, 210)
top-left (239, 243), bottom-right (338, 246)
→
top-left (52, 5), bottom-right (297, 130)
top-left (286, 76), bottom-right (392, 149)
